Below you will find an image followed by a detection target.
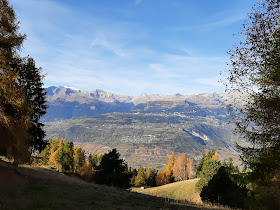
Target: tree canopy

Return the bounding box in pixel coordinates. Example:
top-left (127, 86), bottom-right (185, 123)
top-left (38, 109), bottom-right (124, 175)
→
top-left (226, 0), bottom-right (280, 207)
top-left (0, 0), bottom-right (47, 162)
top-left (94, 148), bottom-right (130, 188)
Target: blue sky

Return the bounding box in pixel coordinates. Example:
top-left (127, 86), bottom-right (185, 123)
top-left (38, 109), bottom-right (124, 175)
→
top-left (11, 0), bottom-right (258, 95)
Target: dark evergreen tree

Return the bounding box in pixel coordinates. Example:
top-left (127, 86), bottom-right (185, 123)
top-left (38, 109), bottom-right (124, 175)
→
top-left (94, 148), bottom-right (130, 188)
top-left (11, 57), bottom-right (48, 152)
top-left (196, 150), bottom-right (206, 176)
top-left (200, 166), bottom-right (248, 209)
top-left (195, 158), bottom-right (220, 192)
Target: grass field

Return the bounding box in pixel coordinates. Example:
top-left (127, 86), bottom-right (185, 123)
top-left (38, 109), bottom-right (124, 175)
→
top-left (131, 179), bottom-right (231, 209)
top-left (131, 179), bottom-right (202, 204)
top-left (0, 160), bottom-right (216, 209)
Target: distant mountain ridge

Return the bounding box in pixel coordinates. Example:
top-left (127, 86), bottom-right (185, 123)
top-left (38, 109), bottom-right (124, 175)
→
top-left (43, 86), bottom-right (244, 168)
top-left (43, 86), bottom-right (241, 122)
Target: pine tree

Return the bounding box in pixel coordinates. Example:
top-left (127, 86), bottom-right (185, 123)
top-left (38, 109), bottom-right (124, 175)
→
top-left (11, 57), bottom-right (48, 152)
top-left (94, 148), bottom-right (130, 188)
top-left (0, 0), bottom-right (47, 161)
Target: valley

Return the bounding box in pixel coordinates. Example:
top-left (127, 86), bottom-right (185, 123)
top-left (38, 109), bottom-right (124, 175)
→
top-left (44, 86), bottom-right (243, 168)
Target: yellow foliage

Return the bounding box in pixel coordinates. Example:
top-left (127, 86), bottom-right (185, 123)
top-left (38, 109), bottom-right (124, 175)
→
top-left (47, 137), bottom-right (65, 169)
top-left (156, 170), bottom-right (168, 186)
top-left (48, 147), bottom-right (59, 169)
top-left (212, 152), bottom-right (220, 162)
top-left (79, 161), bottom-right (95, 181)
top-left (173, 153), bottom-right (188, 181)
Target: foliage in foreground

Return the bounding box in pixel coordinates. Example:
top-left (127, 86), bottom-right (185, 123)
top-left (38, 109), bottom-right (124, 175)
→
top-left (0, 0), bottom-right (47, 163)
top-left (200, 166), bottom-right (248, 209)
top-left (226, 0), bottom-right (280, 208)
top-left (195, 150), bottom-right (221, 192)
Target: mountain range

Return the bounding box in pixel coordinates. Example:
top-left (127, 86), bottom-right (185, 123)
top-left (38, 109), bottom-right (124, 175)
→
top-left (44, 86), bottom-right (243, 169)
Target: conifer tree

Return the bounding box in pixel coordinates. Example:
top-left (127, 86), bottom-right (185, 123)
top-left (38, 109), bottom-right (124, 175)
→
top-left (156, 170), bottom-right (167, 186)
top-left (73, 147), bottom-right (86, 173)
top-left (164, 152), bottom-right (175, 183)
top-left (94, 149), bottom-right (130, 188)
top-left (11, 57), bottom-right (48, 152)
top-left (173, 153), bottom-right (188, 181)
top-left (79, 161), bottom-right (95, 180)
top-left (196, 150), bottom-right (206, 175)
top-left (195, 158), bottom-right (220, 192)
top-left (226, 0), bottom-right (280, 206)
top-left (57, 141), bottom-right (74, 173)
top-left (0, 0), bottom-right (48, 161)
top-left (186, 157), bottom-right (196, 180)
top-left (134, 167), bottom-right (146, 186)
top-left (0, 0), bottom-right (31, 163)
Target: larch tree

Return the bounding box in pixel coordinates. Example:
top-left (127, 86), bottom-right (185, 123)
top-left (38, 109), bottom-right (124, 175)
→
top-left (57, 140), bottom-right (74, 173)
top-left (0, 0), bottom-right (48, 162)
top-left (186, 157), bottom-right (196, 180)
top-left (173, 153), bottom-right (188, 181)
top-left (211, 152), bottom-right (220, 162)
top-left (226, 0), bottom-right (280, 206)
top-left (164, 152), bottom-right (175, 183)
top-left (156, 170), bottom-right (167, 186)
top-left (73, 147), bottom-right (86, 173)
top-left (0, 0), bottom-right (30, 163)
top-left (134, 167), bottom-right (146, 186)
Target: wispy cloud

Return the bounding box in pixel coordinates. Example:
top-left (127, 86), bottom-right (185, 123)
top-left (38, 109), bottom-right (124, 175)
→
top-left (134, 0), bottom-right (143, 6)
top-left (172, 13), bottom-right (245, 32)
top-left (11, 0), bottom-right (243, 95)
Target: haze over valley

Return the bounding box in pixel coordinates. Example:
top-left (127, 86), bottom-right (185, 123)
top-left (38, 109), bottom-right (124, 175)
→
top-left (44, 86), bottom-right (242, 168)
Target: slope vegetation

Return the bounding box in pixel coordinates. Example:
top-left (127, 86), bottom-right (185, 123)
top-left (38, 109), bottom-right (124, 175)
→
top-left (132, 179), bottom-right (202, 204)
top-left (0, 160), bottom-right (206, 210)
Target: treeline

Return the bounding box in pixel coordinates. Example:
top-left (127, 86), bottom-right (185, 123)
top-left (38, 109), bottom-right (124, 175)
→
top-left (133, 152), bottom-right (196, 187)
top-left (39, 137), bottom-right (101, 180)
top-left (37, 137), bottom-right (251, 209)
top-left (38, 137), bottom-right (199, 188)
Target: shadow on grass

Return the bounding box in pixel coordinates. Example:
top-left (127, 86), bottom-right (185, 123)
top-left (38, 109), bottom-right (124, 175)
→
top-left (0, 160), bottom-right (210, 209)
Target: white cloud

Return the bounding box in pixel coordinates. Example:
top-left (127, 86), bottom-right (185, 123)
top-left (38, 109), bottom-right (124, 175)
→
top-left (11, 0), bottom-right (229, 96)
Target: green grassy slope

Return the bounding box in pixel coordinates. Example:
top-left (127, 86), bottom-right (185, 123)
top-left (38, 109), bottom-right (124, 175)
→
top-left (0, 160), bottom-right (208, 210)
top-left (131, 179), bottom-right (202, 204)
